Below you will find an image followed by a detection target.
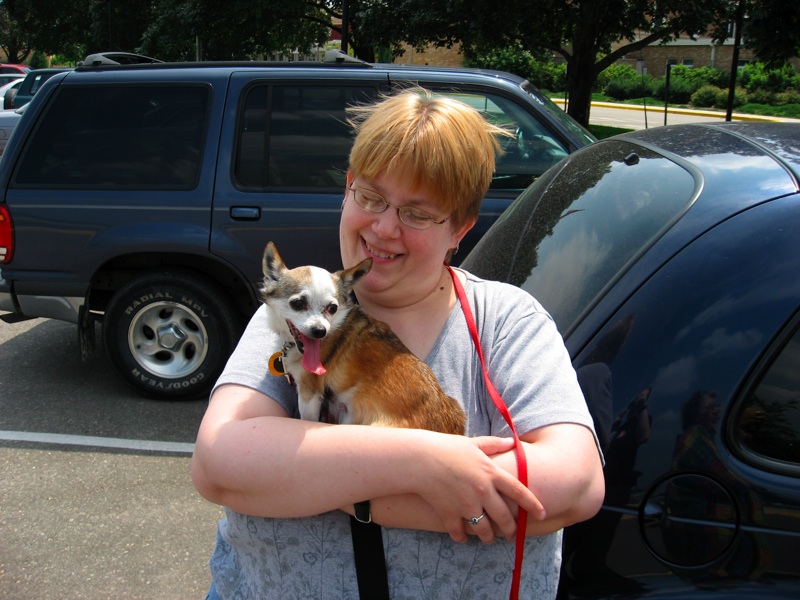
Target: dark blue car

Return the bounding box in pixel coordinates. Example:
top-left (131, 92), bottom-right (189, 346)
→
top-left (462, 122), bottom-right (800, 597)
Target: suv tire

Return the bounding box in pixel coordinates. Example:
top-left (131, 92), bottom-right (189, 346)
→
top-left (103, 271), bottom-right (242, 399)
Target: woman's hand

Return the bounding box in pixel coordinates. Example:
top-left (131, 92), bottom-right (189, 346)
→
top-left (407, 424), bottom-right (604, 544)
top-left (411, 434), bottom-right (545, 544)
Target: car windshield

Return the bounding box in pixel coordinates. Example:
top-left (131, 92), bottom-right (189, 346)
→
top-left (464, 140), bottom-right (697, 335)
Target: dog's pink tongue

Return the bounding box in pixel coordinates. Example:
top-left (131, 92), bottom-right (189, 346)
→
top-left (300, 334), bottom-right (326, 375)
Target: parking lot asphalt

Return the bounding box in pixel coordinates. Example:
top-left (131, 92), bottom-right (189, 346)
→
top-left (0, 315), bottom-right (225, 599)
top-left (1, 445), bottom-right (223, 599)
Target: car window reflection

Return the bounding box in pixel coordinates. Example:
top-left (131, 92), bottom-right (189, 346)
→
top-left (513, 142), bottom-right (696, 334)
top-left (734, 323), bottom-right (800, 469)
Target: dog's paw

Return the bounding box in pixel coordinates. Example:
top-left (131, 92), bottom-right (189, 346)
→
top-left (298, 398), bottom-right (323, 423)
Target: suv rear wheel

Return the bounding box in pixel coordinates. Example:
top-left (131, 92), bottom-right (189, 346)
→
top-left (103, 271), bottom-right (242, 399)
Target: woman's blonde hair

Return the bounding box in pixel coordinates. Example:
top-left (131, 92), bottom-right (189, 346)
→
top-left (347, 88), bottom-right (509, 228)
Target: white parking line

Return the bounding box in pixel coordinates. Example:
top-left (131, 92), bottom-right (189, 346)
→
top-left (0, 430), bottom-right (195, 454)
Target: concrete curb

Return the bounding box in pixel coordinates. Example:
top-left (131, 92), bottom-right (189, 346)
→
top-left (590, 100), bottom-right (800, 123)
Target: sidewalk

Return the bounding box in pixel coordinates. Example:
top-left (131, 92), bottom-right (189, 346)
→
top-left (591, 100), bottom-right (800, 124)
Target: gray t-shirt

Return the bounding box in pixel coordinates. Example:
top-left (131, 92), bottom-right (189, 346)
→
top-left (207, 271), bottom-right (597, 599)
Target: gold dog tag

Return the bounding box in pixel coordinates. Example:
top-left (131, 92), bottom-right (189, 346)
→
top-left (268, 352), bottom-right (285, 376)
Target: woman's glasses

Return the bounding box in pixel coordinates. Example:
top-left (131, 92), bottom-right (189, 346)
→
top-left (348, 185), bottom-right (450, 230)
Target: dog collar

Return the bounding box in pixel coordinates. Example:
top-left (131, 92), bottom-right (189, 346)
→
top-left (268, 341), bottom-right (296, 385)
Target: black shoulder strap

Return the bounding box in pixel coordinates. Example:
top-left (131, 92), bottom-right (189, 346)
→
top-left (349, 516), bottom-right (390, 599)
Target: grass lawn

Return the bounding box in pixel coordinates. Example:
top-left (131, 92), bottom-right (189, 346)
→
top-left (548, 91), bottom-right (800, 121)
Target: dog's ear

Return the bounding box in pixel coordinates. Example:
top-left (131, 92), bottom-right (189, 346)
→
top-left (262, 242), bottom-right (286, 282)
top-left (338, 258), bottom-right (372, 293)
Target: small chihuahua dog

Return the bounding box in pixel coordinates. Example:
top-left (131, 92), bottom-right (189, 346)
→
top-left (260, 242), bottom-right (465, 435)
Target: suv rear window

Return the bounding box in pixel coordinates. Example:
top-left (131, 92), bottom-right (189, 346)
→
top-left (13, 85), bottom-right (209, 189)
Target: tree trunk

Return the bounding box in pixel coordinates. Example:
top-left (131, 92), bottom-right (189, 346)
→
top-left (565, 7), bottom-right (603, 129)
top-left (352, 43), bottom-right (375, 62)
top-left (2, 42), bottom-right (31, 64)
top-left (566, 55), bottom-right (596, 128)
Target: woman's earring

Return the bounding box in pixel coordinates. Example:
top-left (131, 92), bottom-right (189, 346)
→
top-left (445, 243), bottom-right (459, 265)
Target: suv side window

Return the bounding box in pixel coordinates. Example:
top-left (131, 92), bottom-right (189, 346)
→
top-left (29, 73), bottom-right (48, 95)
top-left (13, 85), bottom-right (209, 188)
top-left (235, 84), bottom-right (376, 190)
top-left (734, 321), bottom-right (800, 469)
top-left (430, 90), bottom-right (570, 192)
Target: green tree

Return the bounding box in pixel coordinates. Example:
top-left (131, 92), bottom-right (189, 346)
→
top-left (355, 0), bottom-right (799, 127)
top-left (28, 49), bottom-right (47, 68)
top-left (3, 0), bottom-right (90, 57)
top-left (732, 0), bottom-right (800, 69)
top-left (0, 3), bottom-right (33, 62)
top-left (88, 1), bottom-right (153, 54)
top-left (3, 0), bottom-right (334, 63)
top-left (139, 0), bottom-right (332, 61)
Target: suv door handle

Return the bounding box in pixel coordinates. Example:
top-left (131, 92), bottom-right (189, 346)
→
top-left (230, 207), bottom-right (261, 220)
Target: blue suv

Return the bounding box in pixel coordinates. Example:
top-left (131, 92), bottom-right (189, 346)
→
top-left (0, 58), bottom-right (593, 398)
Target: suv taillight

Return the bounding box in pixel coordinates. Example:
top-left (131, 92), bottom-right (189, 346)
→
top-left (0, 205), bottom-right (13, 263)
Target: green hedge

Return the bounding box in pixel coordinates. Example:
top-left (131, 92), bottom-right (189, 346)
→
top-left (740, 62), bottom-right (800, 93)
top-left (604, 76), bottom-right (653, 101)
top-left (690, 85), bottom-right (721, 107)
top-left (650, 78), bottom-right (697, 104)
top-left (466, 47), bottom-right (799, 108)
top-left (690, 84), bottom-right (796, 110)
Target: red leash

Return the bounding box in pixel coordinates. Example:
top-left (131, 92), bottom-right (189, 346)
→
top-left (447, 266), bottom-right (528, 600)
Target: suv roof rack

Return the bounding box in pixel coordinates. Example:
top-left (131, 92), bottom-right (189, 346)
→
top-left (76, 49), bottom-right (365, 69)
top-left (322, 50), bottom-right (366, 64)
top-left (79, 52), bottom-right (163, 67)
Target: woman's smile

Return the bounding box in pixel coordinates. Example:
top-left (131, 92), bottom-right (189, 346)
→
top-left (363, 238), bottom-right (401, 260)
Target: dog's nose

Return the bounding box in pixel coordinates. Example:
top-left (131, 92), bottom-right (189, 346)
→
top-left (310, 326), bottom-right (327, 339)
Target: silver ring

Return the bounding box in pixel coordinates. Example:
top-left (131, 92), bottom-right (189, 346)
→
top-left (468, 513), bottom-right (485, 526)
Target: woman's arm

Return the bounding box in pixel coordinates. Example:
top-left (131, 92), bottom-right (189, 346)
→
top-left (516, 422), bottom-right (604, 535)
top-left (357, 422), bottom-right (604, 540)
top-left (191, 383), bottom-right (546, 542)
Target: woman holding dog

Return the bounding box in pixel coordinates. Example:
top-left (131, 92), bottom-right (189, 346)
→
top-left (192, 89), bottom-right (604, 599)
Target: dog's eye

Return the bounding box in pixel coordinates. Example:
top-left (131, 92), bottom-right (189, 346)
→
top-left (327, 303), bottom-right (338, 315)
top-left (290, 298), bottom-right (307, 311)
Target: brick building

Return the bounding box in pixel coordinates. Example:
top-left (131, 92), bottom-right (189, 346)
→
top-left (614, 36), bottom-right (756, 78)
top-left (386, 38), bottom-right (798, 80)
top-left (391, 43), bottom-right (465, 67)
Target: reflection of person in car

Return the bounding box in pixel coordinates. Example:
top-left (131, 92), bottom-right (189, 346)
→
top-left (669, 390), bottom-right (766, 579)
top-left (559, 386), bottom-right (652, 596)
top-left (667, 390), bottom-right (732, 568)
top-left (672, 390), bottom-right (722, 473)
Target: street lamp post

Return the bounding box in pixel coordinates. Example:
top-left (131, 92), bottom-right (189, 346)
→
top-left (725, 0), bottom-right (746, 121)
top-left (341, 0), bottom-right (349, 54)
